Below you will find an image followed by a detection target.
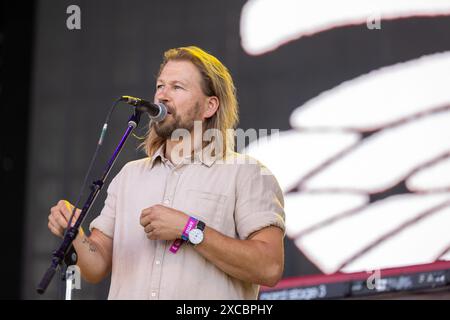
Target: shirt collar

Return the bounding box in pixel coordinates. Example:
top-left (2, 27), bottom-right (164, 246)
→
top-left (193, 141), bottom-right (219, 167)
top-left (149, 145), bottom-right (166, 169)
top-left (149, 141), bottom-right (221, 169)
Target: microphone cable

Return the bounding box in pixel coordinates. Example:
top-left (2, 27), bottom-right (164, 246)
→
top-left (63, 97), bottom-right (121, 246)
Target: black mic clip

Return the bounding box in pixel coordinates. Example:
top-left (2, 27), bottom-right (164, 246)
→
top-left (119, 95), bottom-right (167, 122)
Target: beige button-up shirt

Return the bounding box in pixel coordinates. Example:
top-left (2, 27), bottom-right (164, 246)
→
top-left (89, 143), bottom-right (285, 300)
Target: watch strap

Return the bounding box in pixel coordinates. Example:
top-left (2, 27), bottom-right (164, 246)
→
top-left (196, 220), bottom-right (206, 231)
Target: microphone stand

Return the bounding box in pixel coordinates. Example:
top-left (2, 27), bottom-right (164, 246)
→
top-left (37, 110), bottom-right (142, 297)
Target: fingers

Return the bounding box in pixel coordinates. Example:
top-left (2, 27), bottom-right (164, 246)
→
top-left (58, 200), bottom-right (79, 222)
top-left (140, 207), bottom-right (152, 218)
top-left (49, 206), bottom-right (68, 227)
top-left (59, 200), bottom-right (82, 226)
top-left (147, 233), bottom-right (157, 240)
top-left (48, 200), bottom-right (80, 238)
top-left (48, 221), bottom-right (64, 238)
top-left (140, 214), bottom-right (152, 228)
top-left (141, 208), bottom-right (157, 239)
top-left (140, 207), bottom-right (155, 227)
top-left (146, 228), bottom-right (158, 240)
top-left (141, 210), bottom-right (155, 239)
top-left (48, 214), bottom-right (65, 238)
top-left (140, 206), bottom-right (167, 240)
top-left (144, 223), bottom-right (154, 234)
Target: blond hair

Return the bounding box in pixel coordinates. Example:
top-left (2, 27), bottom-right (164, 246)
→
top-left (141, 46), bottom-right (239, 157)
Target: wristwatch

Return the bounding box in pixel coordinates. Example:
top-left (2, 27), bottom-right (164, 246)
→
top-left (188, 220), bottom-right (206, 245)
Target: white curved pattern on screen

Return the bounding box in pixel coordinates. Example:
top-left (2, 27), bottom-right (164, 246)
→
top-left (241, 0), bottom-right (450, 55)
top-left (283, 192), bottom-right (368, 236)
top-left (296, 194), bottom-right (450, 273)
top-left (304, 106), bottom-right (450, 192)
top-left (408, 156), bottom-right (450, 192)
top-left (243, 130), bottom-right (359, 192)
top-left (244, 51), bottom-right (450, 273)
top-left (290, 52), bottom-right (450, 131)
top-left (338, 203), bottom-right (450, 273)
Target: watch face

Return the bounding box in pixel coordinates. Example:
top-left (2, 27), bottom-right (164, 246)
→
top-left (189, 229), bottom-right (204, 245)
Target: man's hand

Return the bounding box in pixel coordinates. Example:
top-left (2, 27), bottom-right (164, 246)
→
top-left (139, 204), bottom-right (189, 240)
top-left (48, 200), bottom-right (83, 238)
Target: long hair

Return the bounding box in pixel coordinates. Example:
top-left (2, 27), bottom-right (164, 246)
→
top-left (141, 46), bottom-right (239, 158)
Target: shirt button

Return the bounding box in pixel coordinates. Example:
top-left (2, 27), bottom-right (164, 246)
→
top-left (151, 292), bottom-right (156, 297)
top-left (155, 260), bottom-right (161, 265)
top-left (163, 199), bottom-right (170, 205)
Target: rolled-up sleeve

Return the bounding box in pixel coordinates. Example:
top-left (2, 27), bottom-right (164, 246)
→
top-left (234, 162), bottom-right (285, 240)
top-left (89, 171), bottom-right (121, 238)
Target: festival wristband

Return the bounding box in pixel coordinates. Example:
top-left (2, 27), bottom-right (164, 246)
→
top-left (169, 216), bottom-right (198, 254)
top-left (169, 238), bottom-right (184, 253)
top-left (181, 216), bottom-right (198, 241)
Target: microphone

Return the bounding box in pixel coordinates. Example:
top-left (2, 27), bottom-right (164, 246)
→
top-left (120, 95), bottom-right (167, 122)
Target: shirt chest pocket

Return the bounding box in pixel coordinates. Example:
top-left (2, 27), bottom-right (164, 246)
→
top-left (183, 189), bottom-right (227, 230)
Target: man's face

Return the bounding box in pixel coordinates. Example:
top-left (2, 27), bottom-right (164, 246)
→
top-left (153, 60), bottom-right (207, 139)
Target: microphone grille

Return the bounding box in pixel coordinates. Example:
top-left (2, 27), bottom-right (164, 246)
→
top-left (151, 103), bottom-right (167, 122)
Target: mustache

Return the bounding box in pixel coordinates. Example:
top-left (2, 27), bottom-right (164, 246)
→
top-left (163, 104), bottom-right (175, 115)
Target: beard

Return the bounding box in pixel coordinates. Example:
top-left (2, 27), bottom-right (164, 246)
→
top-left (153, 102), bottom-right (202, 139)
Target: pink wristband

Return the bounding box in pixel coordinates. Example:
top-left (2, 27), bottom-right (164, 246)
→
top-left (181, 216), bottom-right (198, 241)
top-left (169, 238), bottom-right (184, 253)
top-left (169, 216), bottom-right (198, 254)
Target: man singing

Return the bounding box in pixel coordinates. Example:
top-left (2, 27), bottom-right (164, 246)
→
top-left (48, 46), bottom-right (285, 299)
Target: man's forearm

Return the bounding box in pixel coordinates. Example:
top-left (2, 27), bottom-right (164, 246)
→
top-left (193, 226), bottom-right (283, 287)
top-left (72, 229), bottom-right (111, 283)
